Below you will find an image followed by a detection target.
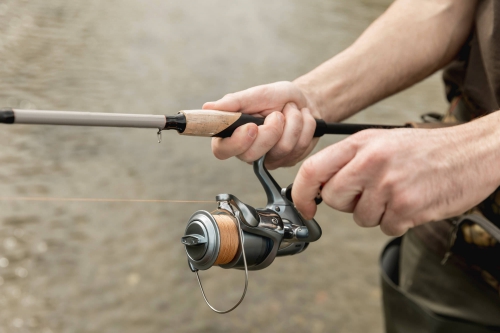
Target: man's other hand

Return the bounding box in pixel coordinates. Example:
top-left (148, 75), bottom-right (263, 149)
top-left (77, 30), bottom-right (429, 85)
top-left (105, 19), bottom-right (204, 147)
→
top-left (292, 118), bottom-right (500, 236)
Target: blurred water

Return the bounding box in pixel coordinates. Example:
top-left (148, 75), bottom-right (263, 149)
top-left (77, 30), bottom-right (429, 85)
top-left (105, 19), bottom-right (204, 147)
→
top-left (0, 0), bottom-right (447, 332)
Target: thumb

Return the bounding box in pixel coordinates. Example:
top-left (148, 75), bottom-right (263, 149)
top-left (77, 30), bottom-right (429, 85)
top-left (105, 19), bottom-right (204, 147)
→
top-left (202, 93), bottom-right (241, 112)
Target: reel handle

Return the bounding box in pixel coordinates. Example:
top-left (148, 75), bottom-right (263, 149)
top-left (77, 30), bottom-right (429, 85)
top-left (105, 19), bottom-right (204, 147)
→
top-left (284, 183), bottom-right (323, 205)
top-left (254, 156), bottom-right (322, 243)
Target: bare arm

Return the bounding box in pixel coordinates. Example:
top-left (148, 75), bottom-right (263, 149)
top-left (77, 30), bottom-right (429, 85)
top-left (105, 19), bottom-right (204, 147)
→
top-left (296, 0), bottom-right (478, 122)
top-left (205, 0), bottom-right (478, 168)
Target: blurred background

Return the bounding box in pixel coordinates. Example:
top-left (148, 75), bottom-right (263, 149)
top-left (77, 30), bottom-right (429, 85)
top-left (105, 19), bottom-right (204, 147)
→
top-left (0, 0), bottom-right (448, 332)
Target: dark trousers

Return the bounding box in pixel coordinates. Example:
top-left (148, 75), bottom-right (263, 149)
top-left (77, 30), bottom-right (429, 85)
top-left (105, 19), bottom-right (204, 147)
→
top-left (381, 230), bottom-right (500, 333)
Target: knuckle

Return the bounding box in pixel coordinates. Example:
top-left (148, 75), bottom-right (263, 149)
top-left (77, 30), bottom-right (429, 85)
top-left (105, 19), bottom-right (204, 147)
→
top-left (290, 125), bottom-right (303, 140)
top-left (287, 107), bottom-right (303, 121)
top-left (390, 191), bottom-right (413, 216)
top-left (381, 174), bottom-right (398, 193)
top-left (235, 133), bottom-right (254, 151)
top-left (352, 213), bottom-right (370, 228)
top-left (320, 190), bottom-right (337, 210)
top-left (213, 149), bottom-right (229, 160)
top-left (238, 148), bottom-right (262, 163)
top-left (303, 113), bottom-right (316, 129)
top-left (237, 153), bottom-right (256, 163)
top-left (379, 218), bottom-right (411, 236)
top-left (283, 102), bottom-right (296, 113)
top-left (211, 139), bottom-right (228, 160)
top-left (212, 135), bottom-right (253, 161)
top-left (300, 158), bottom-right (317, 181)
top-left (359, 148), bottom-right (388, 171)
top-left (324, 193), bottom-right (350, 213)
top-left (379, 222), bottom-right (401, 236)
top-left (370, 142), bottom-right (389, 158)
top-left (342, 136), bottom-right (361, 152)
top-left (273, 141), bottom-right (295, 158)
top-left (346, 130), bottom-right (374, 149)
top-left (295, 136), bottom-right (312, 153)
top-left (283, 114), bottom-right (303, 135)
top-left (268, 123), bottom-right (284, 141)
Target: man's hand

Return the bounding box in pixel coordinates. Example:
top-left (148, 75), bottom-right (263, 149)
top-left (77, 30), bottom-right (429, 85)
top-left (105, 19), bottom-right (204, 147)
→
top-left (203, 81), bottom-right (321, 169)
top-left (292, 115), bottom-right (500, 236)
top-left (203, 0), bottom-right (477, 171)
top-left (201, 0), bottom-right (484, 234)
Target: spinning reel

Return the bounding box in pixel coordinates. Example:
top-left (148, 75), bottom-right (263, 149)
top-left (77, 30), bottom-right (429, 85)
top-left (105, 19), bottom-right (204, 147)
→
top-left (181, 156), bottom-right (322, 313)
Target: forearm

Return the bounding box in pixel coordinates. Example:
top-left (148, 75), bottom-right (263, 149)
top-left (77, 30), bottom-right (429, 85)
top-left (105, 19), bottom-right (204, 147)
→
top-left (451, 111), bottom-right (500, 193)
top-left (294, 0), bottom-right (477, 122)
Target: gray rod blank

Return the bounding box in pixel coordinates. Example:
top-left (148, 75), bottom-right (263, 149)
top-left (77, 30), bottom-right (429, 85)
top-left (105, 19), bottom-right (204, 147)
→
top-left (13, 109), bottom-right (167, 129)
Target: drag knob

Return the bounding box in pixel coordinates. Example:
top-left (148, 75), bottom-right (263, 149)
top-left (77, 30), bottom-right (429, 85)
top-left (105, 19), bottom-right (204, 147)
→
top-left (181, 234), bottom-right (207, 246)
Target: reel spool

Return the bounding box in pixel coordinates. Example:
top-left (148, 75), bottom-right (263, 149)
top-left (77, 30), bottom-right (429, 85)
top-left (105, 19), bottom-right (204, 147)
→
top-left (181, 156), bottom-right (322, 313)
top-left (183, 210), bottom-right (273, 270)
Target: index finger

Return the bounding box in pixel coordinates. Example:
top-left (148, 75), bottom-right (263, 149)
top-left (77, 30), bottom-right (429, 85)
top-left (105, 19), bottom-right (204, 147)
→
top-left (292, 141), bottom-right (357, 219)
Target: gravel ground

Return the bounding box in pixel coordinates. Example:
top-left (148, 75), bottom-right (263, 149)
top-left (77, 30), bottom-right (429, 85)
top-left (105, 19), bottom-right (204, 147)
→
top-left (0, 1), bottom-right (447, 332)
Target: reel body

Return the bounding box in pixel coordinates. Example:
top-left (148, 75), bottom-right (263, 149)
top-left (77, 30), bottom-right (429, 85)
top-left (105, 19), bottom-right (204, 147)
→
top-left (182, 156), bottom-right (322, 272)
top-left (181, 156), bottom-right (322, 312)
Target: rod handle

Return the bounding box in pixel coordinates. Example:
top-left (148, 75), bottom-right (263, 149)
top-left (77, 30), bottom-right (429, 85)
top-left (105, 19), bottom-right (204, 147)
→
top-left (178, 110), bottom-right (409, 138)
top-left (179, 110), bottom-right (329, 138)
top-left (179, 110), bottom-right (264, 137)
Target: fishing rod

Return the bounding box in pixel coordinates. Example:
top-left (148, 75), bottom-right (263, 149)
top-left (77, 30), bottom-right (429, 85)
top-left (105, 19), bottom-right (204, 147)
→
top-left (0, 108), bottom-right (409, 138)
top-left (0, 107), bottom-right (433, 314)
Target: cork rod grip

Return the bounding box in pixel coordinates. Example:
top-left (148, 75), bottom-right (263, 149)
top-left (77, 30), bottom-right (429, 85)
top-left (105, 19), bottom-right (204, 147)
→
top-left (179, 110), bottom-right (264, 137)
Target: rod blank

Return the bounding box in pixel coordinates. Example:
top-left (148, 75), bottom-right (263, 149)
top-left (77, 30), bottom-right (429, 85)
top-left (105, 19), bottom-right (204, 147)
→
top-left (11, 109), bottom-right (166, 129)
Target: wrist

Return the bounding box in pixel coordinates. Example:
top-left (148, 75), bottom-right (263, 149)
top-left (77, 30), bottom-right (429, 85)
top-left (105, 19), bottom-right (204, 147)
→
top-left (293, 48), bottom-right (366, 123)
top-left (292, 76), bottom-right (325, 120)
top-left (449, 111), bottom-right (500, 190)
top-left (476, 111), bottom-right (500, 187)
top-left (293, 71), bottom-right (347, 123)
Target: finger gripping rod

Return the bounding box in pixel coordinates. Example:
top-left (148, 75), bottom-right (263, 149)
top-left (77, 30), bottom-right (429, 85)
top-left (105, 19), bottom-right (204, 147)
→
top-left (0, 108), bottom-right (408, 137)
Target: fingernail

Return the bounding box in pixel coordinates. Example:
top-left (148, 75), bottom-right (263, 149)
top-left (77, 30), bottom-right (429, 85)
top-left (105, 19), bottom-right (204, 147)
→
top-left (247, 125), bottom-right (257, 139)
top-left (288, 102), bottom-right (298, 109)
